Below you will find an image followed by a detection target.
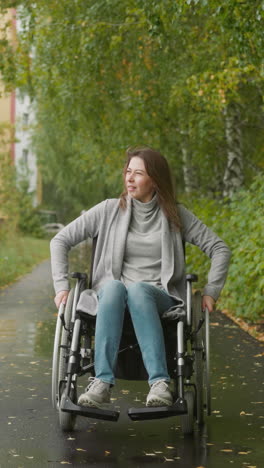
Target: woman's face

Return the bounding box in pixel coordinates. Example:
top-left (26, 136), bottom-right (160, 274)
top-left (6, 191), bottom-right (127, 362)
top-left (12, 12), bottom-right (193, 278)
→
top-left (125, 156), bottom-right (155, 203)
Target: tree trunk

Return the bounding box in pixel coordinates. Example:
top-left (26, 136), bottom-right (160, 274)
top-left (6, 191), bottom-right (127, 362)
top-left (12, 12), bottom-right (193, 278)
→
top-left (181, 144), bottom-right (196, 193)
top-left (223, 102), bottom-right (244, 197)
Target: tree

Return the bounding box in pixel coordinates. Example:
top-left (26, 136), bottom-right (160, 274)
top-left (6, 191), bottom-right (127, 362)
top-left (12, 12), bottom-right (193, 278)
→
top-left (0, 0), bottom-right (263, 217)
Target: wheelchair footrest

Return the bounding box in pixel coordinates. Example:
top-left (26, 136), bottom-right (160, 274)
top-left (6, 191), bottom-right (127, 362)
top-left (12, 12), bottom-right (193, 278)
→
top-left (60, 396), bottom-right (120, 422)
top-left (127, 397), bottom-right (187, 421)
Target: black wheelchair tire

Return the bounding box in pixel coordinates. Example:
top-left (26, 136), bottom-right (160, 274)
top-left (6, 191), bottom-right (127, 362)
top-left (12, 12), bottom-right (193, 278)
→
top-left (59, 387), bottom-right (77, 432)
top-left (180, 389), bottom-right (195, 435)
top-left (193, 291), bottom-right (204, 425)
top-left (58, 287), bottom-right (77, 431)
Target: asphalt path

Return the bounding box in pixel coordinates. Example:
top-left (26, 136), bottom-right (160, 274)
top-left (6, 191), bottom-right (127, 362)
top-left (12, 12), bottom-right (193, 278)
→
top-left (0, 259), bottom-right (263, 468)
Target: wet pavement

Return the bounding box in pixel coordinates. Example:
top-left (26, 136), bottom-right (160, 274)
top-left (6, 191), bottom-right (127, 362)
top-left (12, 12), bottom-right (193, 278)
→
top-left (0, 258), bottom-right (263, 468)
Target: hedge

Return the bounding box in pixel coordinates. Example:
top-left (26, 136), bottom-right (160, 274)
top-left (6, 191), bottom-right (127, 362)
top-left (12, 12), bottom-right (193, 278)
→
top-left (182, 174), bottom-right (264, 322)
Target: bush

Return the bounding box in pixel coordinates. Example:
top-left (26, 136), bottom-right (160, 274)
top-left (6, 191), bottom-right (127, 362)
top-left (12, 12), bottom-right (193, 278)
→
top-left (17, 184), bottom-right (44, 238)
top-left (0, 125), bottom-right (44, 239)
top-left (182, 174), bottom-right (264, 322)
top-left (221, 175), bottom-right (264, 321)
top-left (0, 134), bottom-right (19, 239)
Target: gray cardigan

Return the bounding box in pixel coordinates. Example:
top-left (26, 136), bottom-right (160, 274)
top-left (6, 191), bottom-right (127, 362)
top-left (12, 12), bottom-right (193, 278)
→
top-left (50, 197), bottom-right (231, 315)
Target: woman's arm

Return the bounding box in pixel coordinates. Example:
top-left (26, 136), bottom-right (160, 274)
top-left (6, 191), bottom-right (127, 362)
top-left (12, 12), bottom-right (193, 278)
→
top-left (179, 204), bottom-right (231, 302)
top-left (50, 200), bottom-right (106, 295)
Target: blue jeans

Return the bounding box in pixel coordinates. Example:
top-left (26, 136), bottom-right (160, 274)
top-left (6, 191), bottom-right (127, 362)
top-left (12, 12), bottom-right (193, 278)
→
top-left (94, 280), bottom-right (176, 385)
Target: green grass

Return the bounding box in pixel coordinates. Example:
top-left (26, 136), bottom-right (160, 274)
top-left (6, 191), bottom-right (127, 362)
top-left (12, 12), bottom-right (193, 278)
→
top-left (0, 234), bottom-right (50, 288)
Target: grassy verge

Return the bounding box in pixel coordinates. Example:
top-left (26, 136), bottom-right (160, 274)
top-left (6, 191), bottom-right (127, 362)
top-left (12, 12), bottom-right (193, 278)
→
top-left (0, 234), bottom-right (50, 288)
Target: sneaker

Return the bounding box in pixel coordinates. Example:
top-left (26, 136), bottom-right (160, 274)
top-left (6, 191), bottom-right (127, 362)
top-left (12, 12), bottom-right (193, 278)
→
top-left (146, 380), bottom-right (173, 407)
top-left (78, 377), bottom-right (111, 408)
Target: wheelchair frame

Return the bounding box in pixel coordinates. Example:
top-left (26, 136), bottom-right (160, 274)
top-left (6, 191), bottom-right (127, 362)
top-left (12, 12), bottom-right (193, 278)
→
top-left (51, 246), bottom-right (211, 434)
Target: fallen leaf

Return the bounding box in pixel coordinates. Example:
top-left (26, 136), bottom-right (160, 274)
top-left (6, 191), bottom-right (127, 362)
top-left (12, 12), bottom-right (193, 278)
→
top-left (238, 451), bottom-right (252, 455)
top-left (220, 449), bottom-right (233, 452)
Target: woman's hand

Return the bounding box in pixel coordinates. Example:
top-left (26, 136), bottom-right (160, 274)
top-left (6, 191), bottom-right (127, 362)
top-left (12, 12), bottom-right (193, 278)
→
top-left (54, 290), bottom-right (69, 309)
top-left (202, 295), bottom-right (216, 313)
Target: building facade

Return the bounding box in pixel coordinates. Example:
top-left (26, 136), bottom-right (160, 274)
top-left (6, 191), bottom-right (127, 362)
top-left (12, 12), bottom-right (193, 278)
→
top-left (0, 8), bottom-right (40, 208)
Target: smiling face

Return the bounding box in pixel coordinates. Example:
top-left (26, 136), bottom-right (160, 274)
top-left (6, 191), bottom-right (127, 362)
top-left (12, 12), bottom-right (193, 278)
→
top-left (125, 156), bottom-right (155, 203)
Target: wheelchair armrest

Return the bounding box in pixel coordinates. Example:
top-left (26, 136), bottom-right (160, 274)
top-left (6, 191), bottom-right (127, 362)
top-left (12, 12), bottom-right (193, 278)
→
top-left (71, 272), bottom-right (87, 280)
top-left (186, 274), bottom-right (198, 282)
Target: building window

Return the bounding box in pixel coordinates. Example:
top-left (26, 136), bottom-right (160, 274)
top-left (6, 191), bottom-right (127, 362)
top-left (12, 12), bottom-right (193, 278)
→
top-left (23, 113), bottom-right (29, 125)
top-left (22, 149), bottom-right (29, 166)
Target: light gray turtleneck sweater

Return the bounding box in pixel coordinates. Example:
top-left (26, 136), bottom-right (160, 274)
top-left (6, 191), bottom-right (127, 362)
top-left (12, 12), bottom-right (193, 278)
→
top-left (121, 196), bottom-right (162, 287)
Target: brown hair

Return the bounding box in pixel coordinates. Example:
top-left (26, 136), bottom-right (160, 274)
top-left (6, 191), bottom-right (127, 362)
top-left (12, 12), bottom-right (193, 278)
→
top-left (120, 146), bottom-right (181, 230)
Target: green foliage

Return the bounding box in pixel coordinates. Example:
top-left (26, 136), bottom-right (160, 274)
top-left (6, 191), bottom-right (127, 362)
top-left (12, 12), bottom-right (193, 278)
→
top-left (0, 123), bottom-right (19, 238)
top-left (183, 175), bottom-right (264, 321)
top-left (0, 124), bottom-right (43, 238)
top-left (16, 183), bottom-right (44, 237)
top-left (221, 175), bottom-right (264, 321)
top-left (0, 0), bottom-right (263, 216)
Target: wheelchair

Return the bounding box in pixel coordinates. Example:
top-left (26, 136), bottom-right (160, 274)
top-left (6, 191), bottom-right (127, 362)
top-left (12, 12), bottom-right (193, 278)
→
top-left (51, 239), bottom-right (211, 435)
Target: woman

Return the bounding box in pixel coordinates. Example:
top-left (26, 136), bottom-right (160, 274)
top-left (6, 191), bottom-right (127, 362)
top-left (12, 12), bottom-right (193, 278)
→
top-left (50, 146), bottom-right (231, 409)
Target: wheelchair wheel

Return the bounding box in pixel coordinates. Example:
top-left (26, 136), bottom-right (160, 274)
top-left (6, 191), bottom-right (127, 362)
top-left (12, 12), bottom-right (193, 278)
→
top-left (51, 304), bottom-right (64, 409)
top-left (193, 291), bottom-right (204, 425)
top-left (180, 389), bottom-right (195, 435)
top-left (57, 288), bottom-right (77, 431)
top-left (204, 307), bottom-right (211, 416)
